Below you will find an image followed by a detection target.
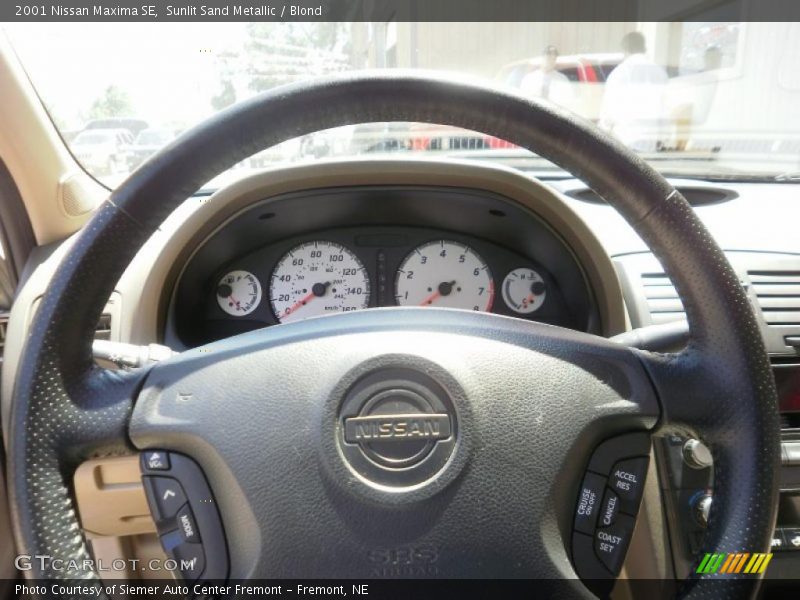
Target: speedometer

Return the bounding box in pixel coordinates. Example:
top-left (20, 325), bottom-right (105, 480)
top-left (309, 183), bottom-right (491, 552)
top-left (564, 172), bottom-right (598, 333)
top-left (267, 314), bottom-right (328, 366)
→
top-left (269, 241), bottom-right (370, 323)
top-left (395, 240), bottom-right (494, 312)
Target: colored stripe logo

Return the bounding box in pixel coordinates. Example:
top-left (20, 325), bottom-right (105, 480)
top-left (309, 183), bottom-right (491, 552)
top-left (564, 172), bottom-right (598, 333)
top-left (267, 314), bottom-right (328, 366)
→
top-left (696, 552), bottom-right (773, 574)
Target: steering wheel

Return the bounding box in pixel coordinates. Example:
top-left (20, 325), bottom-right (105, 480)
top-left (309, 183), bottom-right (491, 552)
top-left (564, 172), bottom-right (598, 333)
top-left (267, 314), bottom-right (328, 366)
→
top-left (8, 73), bottom-right (779, 597)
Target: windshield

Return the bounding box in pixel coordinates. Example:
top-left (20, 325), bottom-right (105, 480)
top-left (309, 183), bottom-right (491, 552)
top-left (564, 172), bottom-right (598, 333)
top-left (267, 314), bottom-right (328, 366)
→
top-left (4, 22), bottom-right (800, 188)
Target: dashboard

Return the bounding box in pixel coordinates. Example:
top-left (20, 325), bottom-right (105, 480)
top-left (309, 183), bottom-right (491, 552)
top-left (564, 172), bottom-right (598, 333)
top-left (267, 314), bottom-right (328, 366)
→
top-left (167, 181), bottom-right (618, 348)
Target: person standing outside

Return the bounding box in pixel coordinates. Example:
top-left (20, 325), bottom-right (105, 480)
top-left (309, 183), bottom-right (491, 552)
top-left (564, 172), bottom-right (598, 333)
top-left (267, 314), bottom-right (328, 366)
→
top-left (600, 32), bottom-right (669, 152)
top-left (520, 45), bottom-right (575, 109)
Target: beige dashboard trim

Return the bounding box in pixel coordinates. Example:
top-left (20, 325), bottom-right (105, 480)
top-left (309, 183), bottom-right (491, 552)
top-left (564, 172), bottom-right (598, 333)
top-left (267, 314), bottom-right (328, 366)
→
top-left (0, 33), bottom-right (107, 244)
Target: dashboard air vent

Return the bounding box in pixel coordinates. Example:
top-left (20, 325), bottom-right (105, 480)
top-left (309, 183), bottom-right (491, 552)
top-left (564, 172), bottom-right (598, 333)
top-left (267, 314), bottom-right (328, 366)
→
top-left (748, 271), bottom-right (800, 326)
top-left (640, 273), bottom-right (686, 325)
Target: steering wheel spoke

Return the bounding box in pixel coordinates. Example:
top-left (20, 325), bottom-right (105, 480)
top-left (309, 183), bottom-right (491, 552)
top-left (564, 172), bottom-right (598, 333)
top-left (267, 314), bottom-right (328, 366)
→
top-left (61, 368), bottom-right (146, 451)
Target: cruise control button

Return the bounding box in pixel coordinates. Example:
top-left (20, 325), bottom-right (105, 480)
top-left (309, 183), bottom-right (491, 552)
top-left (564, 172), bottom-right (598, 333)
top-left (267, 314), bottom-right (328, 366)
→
top-left (587, 433), bottom-right (651, 475)
top-left (594, 513), bottom-right (636, 574)
top-left (172, 543), bottom-right (206, 582)
top-left (176, 504), bottom-right (201, 543)
top-left (147, 476), bottom-right (187, 521)
top-left (571, 532), bottom-right (614, 597)
top-left (609, 457), bottom-right (648, 514)
top-left (143, 451), bottom-right (169, 471)
top-left (599, 488), bottom-right (620, 528)
top-left (574, 472), bottom-right (606, 535)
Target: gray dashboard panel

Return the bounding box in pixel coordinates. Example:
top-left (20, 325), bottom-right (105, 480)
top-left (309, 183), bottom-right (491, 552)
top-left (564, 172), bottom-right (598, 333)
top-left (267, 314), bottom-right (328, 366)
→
top-left (554, 178), bottom-right (800, 257)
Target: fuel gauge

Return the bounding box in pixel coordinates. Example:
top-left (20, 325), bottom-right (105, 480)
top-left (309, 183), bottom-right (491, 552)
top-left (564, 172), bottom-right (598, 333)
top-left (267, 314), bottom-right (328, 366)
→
top-left (216, 270), bottom-right (262, 316)
top-left (502, 268), bottom-right (546, 314)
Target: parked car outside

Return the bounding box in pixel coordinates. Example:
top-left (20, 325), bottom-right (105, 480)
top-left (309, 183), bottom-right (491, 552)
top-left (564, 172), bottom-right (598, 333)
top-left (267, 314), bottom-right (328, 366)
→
top-left (83, 117), bottom-right (149, 137)
top-left (127, 128), bottom-right (176, 170)
top-left (70, 128), bottom-right (133, 175)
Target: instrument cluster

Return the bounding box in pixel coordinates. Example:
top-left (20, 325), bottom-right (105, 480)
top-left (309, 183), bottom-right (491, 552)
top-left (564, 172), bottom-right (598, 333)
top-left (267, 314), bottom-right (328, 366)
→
top-left (198, 227), bottom-right (574, 344)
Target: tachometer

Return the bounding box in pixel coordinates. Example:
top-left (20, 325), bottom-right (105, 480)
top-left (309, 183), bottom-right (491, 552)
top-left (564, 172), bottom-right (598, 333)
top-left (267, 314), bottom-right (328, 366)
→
top-left (395, 240), bottom-right (494, 311)
top-left (216, 270), bottom-right (262, 316)
top-left (270, 241), bottom-right (370, 323)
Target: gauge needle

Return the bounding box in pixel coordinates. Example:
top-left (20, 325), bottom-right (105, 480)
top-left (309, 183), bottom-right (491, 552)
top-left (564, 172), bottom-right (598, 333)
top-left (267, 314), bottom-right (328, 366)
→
top-left (522, 293), bottom-right (536, 307)
top-left (284, 291), bottom-right (316, 316)
top-left (284, 282), bottom-right (331, 316)
top-left (420, 280), bottom-right (456, 306)
top-left (420, 290), bottom-right (441, 306)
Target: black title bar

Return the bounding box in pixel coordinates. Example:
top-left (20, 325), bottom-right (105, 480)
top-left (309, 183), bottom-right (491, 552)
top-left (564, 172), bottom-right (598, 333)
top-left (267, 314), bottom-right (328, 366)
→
top-left (4, 0), bottom-right (800, 23)
top-left (11, 578), bottom-right (797, 599)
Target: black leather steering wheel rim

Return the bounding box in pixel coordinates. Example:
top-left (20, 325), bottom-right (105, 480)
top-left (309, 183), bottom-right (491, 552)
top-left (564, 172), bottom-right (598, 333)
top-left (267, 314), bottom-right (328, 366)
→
top-left (8, 72), bottom-right (780, 597)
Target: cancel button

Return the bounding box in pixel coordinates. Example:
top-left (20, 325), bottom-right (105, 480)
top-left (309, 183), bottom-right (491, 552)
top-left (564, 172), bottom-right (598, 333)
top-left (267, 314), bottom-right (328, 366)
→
top-left (594, 513), bottom-right (636, 574)
top-left (599, 488), bottom-right (620, 528)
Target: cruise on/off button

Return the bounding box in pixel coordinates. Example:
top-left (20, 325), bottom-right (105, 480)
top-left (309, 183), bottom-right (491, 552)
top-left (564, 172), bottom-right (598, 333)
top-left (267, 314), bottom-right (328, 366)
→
top-left (574, 472), bottom-right (606, 535)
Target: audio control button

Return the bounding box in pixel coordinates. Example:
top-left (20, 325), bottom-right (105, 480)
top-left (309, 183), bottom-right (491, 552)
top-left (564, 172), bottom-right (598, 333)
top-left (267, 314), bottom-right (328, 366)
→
top-left (176, 504), bottom-right (201, 544)
top-left (172, 543), bottom-right (205, 582)
top-left (144, 476), bottom-right (187, 522)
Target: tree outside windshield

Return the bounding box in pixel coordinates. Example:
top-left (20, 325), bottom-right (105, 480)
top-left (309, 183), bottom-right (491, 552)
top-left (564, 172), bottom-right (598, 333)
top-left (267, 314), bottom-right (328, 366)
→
top-left (4, 21), bottom-right (799, 188)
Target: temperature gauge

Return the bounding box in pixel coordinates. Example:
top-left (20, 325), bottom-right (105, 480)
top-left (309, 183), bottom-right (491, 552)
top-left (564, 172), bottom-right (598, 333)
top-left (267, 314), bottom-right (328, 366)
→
top-left (501, 268), bottom-right (546, 314)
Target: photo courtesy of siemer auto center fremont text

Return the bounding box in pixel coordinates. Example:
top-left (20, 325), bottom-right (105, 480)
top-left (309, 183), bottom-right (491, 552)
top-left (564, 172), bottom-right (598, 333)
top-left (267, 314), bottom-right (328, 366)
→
top-left (0, 0), bottom-right (799, 598)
